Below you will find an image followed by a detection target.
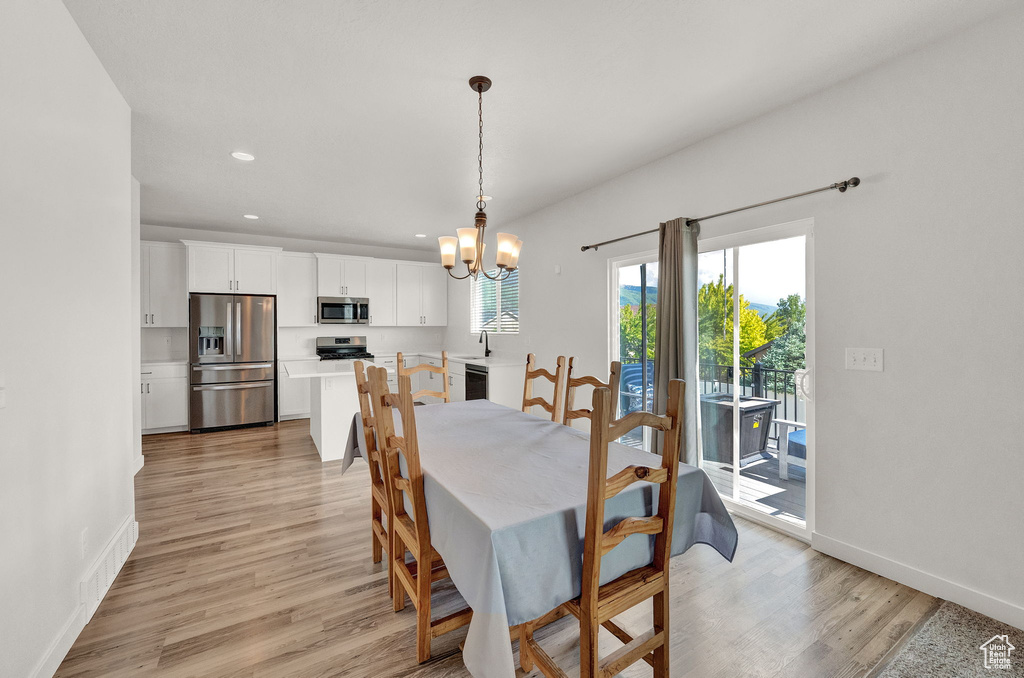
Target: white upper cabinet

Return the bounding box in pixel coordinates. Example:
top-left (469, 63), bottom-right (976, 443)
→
top-left (316, 254), bottom-right (368, 297)
top-left (395, 263), bottom-right (448, 326)
top-left (366, 260), bottom-right (396, 326)
top-left (395, 263), bottom-right (422, 326)
top-left (234, 248), bottom-right (278, 294)
top-left (188, 244), bottom-right (234, 293)
top-left (141, 242), bottom-right (187, 327)
top-left (184, 241), bottom-right (280, 294)
top-left (277, 252), bottom-right (318, 327)
top-left (420, 266), bottom-right (448, 326)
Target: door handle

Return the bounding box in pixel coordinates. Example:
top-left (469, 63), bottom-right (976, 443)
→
top-left (794, 368), bottom-right (813, 401)
top-left (193, 363), bottom-right (273, 371)
top-left (192, 382), bottom-right (271, 392)
top-left (235, 302), bottom-right (242, 356)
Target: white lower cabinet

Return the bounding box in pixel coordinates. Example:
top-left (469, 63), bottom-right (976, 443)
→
top-left (279, 363), bottom-right (312, 419)
top-left (449, 361), bottom-right (466, 402)
top-left (141, 364), bottom-right (188, 432)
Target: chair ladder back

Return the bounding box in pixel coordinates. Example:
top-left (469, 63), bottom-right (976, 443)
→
top-left (366, 368), bottom-right (432, 556)
top-left (398, 351), bottom-right (452, 403)
top-left (563, 358), bottom-right (622, 425)
top-left (365, 366), bottom-right (472, 662)
top-left (521, 353), bottom-right (567, 422)
top-left (354, 361), bottom-right (390, 571)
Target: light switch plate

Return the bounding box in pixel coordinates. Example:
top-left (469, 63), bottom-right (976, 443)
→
top-left (846, 348), bottom-right (884, 371)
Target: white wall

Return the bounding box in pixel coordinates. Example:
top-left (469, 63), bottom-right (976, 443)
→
top-left (0, 1), bottom-right (135, 676)
top-left (446, 8), bottom-right (1024, 627)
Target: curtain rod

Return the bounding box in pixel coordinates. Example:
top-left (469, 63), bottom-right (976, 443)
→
top-left (580, 177), bottom-right (860, 252)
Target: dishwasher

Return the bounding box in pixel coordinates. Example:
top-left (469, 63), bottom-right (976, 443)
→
top-left (465, 363), bottom-right (488, 401)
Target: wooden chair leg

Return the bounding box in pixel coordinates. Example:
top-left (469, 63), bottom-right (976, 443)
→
top-left (416, 552), bottom-right (433, 663)
top-left (392, 534), bottom-right (406, 613)
top-left (371, 501), bottom-right (383, 564)
top-left (580, 615), bottom-right (600, 678)
top-left (519, 625), bottom-right (534, 672)
top-left (652, 589), bottom-right (669, 677)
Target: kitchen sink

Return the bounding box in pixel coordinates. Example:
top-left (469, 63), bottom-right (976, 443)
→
top-left (451, 354), bottom-right (487, 361)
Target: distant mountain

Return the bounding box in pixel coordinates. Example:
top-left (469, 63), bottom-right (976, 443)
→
top-left (620, 285), bottom-right (778, 317)
top-left (619, 285), bottom-right (658, 307)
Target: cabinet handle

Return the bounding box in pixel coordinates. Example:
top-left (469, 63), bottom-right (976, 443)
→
top-left (229, 280), bottom-right (233, 290)
top-left (146, 383), bottom-right (150, 394)
top-left (141, 383), bottom-right (144, 394)
top-left (236, 279), bottom-right (239, 290)
top-left (150, 313), bottom-right (155, 325)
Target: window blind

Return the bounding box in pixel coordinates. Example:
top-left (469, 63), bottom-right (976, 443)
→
top-left (470, 269), bottom-right (519, 334)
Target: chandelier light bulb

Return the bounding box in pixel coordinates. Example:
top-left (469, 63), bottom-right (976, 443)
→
top-left (457, 228), bottom-right (478, 264)
top-left (438, 236), bottom-right (458, 269)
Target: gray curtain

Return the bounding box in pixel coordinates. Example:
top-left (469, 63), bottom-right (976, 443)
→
top-left (653, 217), bottom-right (700, 465)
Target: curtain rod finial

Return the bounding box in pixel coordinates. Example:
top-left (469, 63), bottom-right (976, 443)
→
top-left (838, 176), bottom-right (861, 192)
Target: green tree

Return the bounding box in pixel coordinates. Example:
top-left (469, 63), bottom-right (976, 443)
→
top-left (761, 294), bottom-right (806, 372)
top-left (697, 275), bottom-right (767, 366)
top-left (619, 303), bottom-right (656, 361)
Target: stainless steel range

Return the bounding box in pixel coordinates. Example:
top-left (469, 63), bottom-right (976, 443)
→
top-left (315, 336), bottom-right (374, 361)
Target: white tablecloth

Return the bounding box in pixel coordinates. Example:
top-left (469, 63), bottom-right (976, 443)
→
top-left (346, 399), bottom-right (737, 678)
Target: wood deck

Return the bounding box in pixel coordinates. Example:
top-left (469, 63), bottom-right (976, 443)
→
top-left (703, 446), bottom-right (807, 525)
top-left (56, 420), bottom-right (934, 677)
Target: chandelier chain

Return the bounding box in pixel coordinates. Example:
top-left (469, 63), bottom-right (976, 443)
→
top-left (477, 84), bottom-right (485, 211)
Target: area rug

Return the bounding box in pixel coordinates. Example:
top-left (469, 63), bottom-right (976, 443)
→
top-left (875, 601), bottom-right (1024, 677)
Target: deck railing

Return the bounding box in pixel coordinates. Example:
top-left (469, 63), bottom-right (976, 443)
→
top-left (618, 359), bottom-right (804, 444)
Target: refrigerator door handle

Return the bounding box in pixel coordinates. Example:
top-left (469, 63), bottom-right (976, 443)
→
top-left (235, 302), bottom-right (242, 358)
top-left (192, 363), bottom-right (273, 371)
top-left (192, 382), bottom-right (270, 392)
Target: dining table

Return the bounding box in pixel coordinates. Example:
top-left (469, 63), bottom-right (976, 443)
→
top-left (343, 399), bottom-right (737, 678)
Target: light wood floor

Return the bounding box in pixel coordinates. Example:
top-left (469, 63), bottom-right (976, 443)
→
top-left (56, 420), bottom-right (938, 678)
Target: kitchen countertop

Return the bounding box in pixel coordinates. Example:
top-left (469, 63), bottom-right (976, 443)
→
top-left (141, 359), bottom-right (187, 366)
top-left (283, 359), bottom-right (393, 379)
top-left (417, 351), bottom-right (522, 368)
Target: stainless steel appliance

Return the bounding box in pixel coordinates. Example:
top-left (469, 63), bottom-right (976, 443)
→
top-left (315, 336), bottom-right (374, 361)
top-left (189, 294), bottom-right (276, 432)
top-left (466, 363), bottom-right (488, 400)
top-left (317, 296), bottom-right (369, 324)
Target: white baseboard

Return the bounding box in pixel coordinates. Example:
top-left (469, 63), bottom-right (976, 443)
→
top-left (133, 454), bottom-right (144, 474)
top-left (29, 604), bottom-right (87, 678)
top-left (812, 531), bottom-right (1024, 631)
top-left (30, 515), bottom-right (138, 678)
top-left (279, 413), bottom-right (310, 421)
top-left (142, 424), bottom-right (187, 435)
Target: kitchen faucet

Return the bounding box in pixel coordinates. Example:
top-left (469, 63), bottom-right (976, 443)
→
top-left (479, 330), bottom-right (491, 357)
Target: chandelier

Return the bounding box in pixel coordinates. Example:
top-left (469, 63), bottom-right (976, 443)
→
top-left (438, 76), bottom-right (522, 281)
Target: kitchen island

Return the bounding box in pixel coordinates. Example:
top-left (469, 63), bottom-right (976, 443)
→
top-left (283, 360), bottom-right (392, 463)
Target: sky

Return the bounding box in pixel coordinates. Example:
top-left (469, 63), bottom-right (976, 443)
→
top-left (620, 236), bottom-right (805, 307)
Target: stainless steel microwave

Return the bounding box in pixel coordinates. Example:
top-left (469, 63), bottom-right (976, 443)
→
top-left (318, 296), bottom-right (369, 324)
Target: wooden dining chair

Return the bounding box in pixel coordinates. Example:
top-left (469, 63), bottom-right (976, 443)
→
top-left (521, 353), bottom-right (568, 422)
top-left (397, 351), bottom-right (451, 403)
top-left (563, 357), bottom-right (622, 427)
top-left (519, 379), bottom-right (686, 678)
top-left (353, 361), bottom-right (392, 598)
top-left (366, 365), bottom-right (472, 663)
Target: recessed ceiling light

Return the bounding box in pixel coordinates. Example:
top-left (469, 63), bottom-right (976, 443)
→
top-left (243, 214), bottom-right (259, 220)
top-left (231, 151), bottom-right (255, 161)
top-left (415, 234), bottom-right (427, 238)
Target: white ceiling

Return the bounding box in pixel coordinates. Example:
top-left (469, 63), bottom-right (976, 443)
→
top-left (64, 0), bottom-right (1013, 250)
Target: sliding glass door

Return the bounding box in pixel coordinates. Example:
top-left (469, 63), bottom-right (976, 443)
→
top-left (610, 221), bottom-right (813, 537)
top-left (612, 257), bottom-right (658, 449)
top-left (698, 221), bottom-right (813, 536)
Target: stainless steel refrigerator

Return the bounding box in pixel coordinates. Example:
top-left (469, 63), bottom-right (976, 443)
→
top-left (189, 294), bottom-right (276, 432)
